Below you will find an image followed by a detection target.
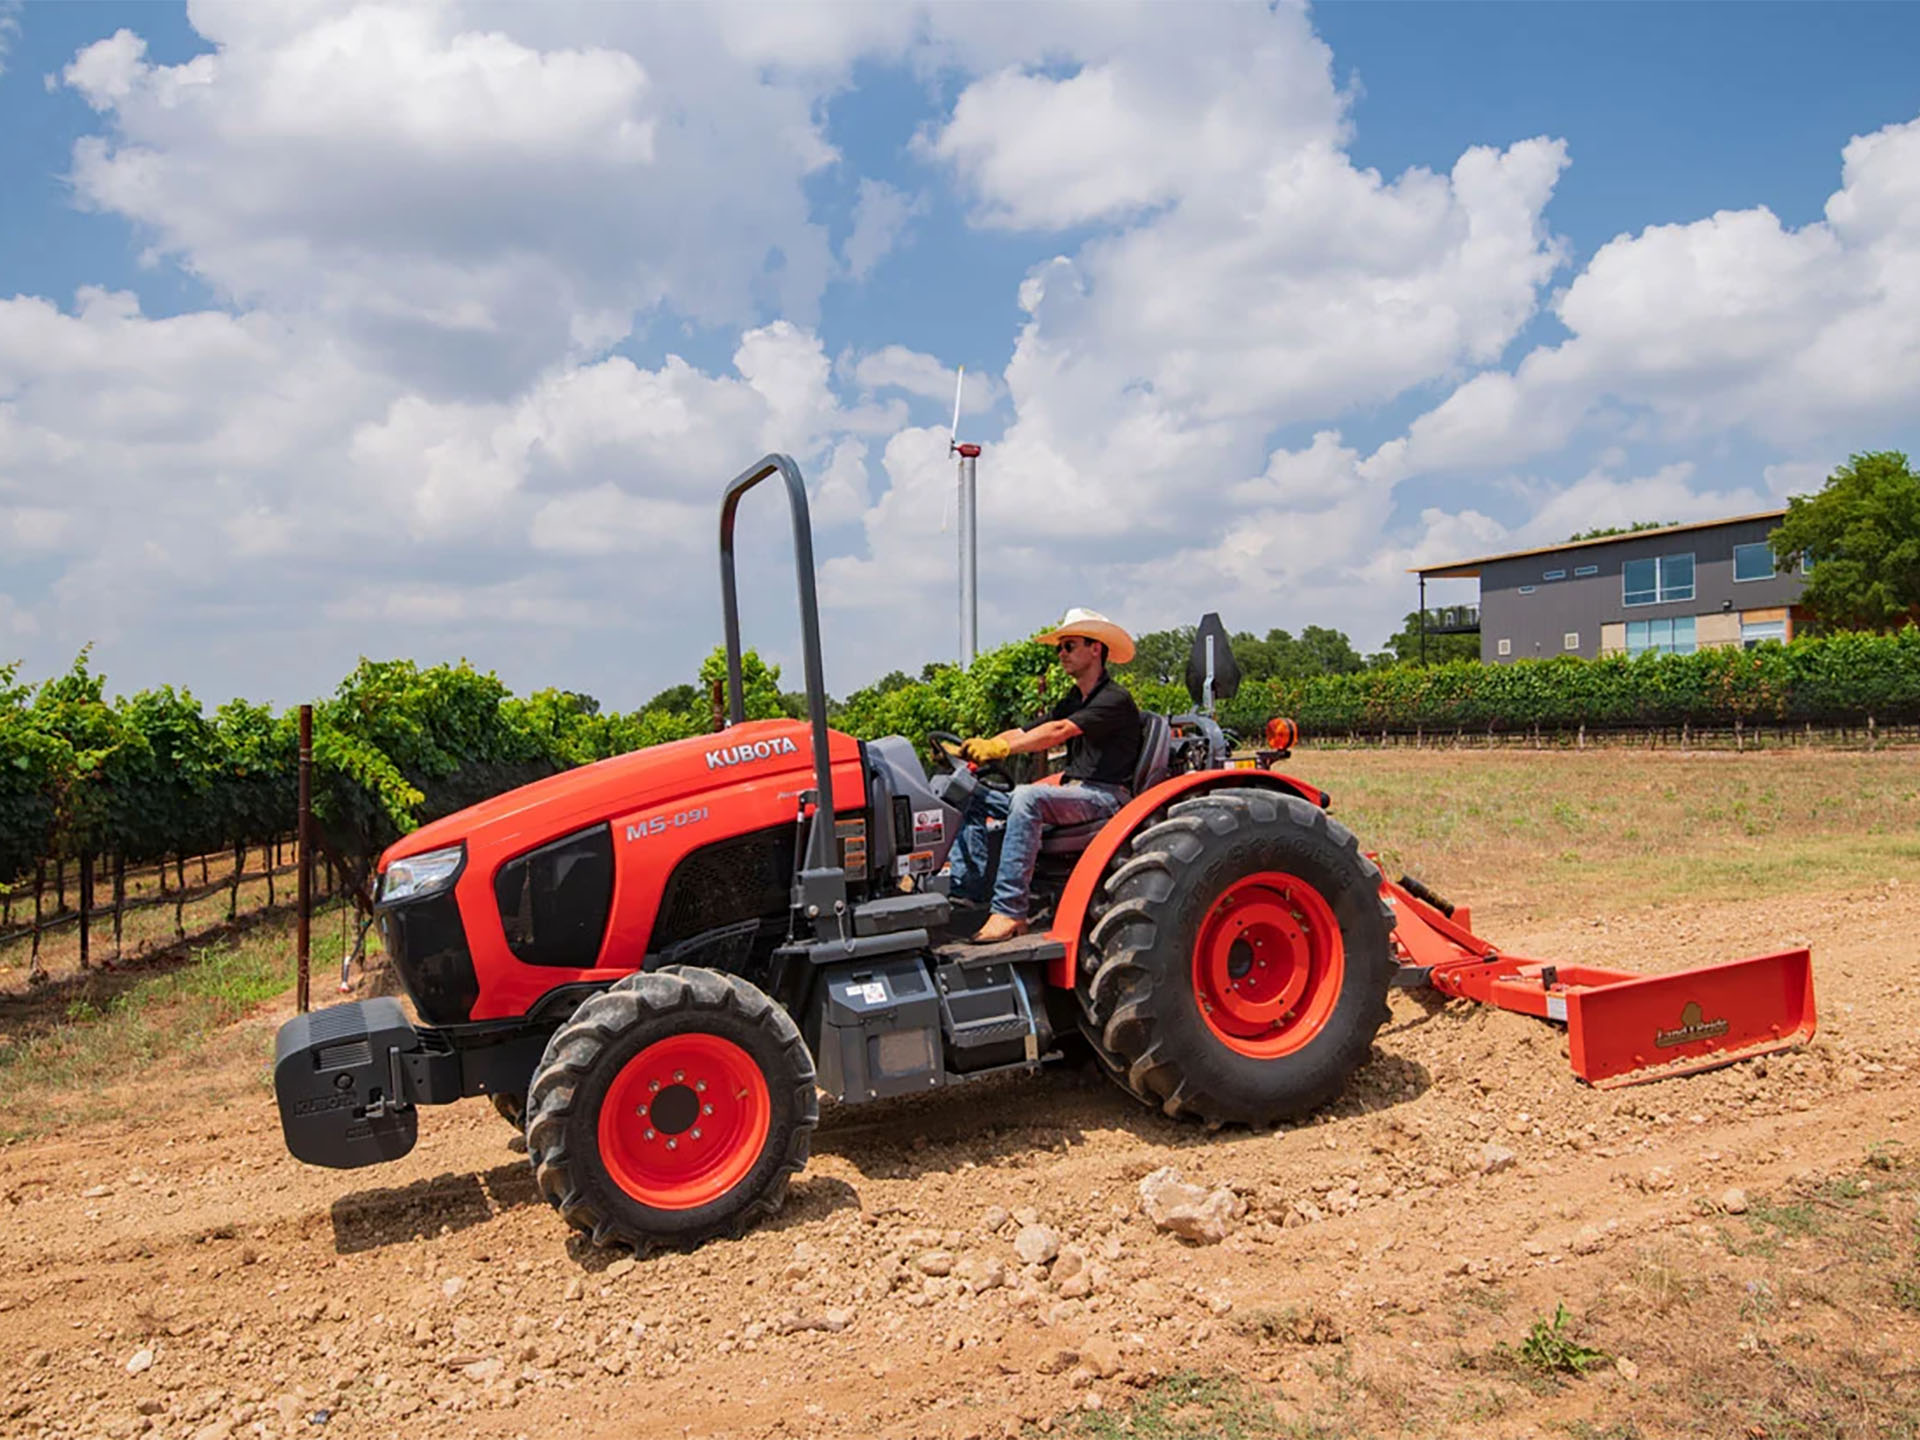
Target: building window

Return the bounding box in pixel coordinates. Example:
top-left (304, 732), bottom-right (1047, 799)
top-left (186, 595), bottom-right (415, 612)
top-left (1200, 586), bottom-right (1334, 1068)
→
top-left (1623, 553), bottom-right (1695, 606)
top-left (1543, 569), bottom-right (1566, 581)
top-left (1733, 542), bottom-right (1776, 583)
top-left (1496, 638), bottom-right (1512, 657)
top-left (1574, 565), bottom-right (1599, 577)
top-left (1563, 632), bottom-right (1580, 651)
top-left (1518, 584), bottom-right (1537, 595)
top-left (1625, 616), bottom-right (1698, 657)
top-left (1741, 619), bottom-right (1787, 648)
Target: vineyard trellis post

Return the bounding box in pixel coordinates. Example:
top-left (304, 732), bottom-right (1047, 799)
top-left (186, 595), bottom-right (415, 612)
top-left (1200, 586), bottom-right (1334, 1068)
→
top-left (297, 703), bottom-right (312, 1015)
top-left (78, 852), bottom-right (91, 970)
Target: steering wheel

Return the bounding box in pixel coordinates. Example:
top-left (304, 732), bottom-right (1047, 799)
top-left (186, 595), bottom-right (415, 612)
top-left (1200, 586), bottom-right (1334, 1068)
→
top-left (925, 730), bottom-right (1015, 793)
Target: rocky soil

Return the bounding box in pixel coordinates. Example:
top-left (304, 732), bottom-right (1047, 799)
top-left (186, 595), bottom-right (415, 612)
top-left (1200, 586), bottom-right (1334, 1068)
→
top-left (2, 799), bottom-right (1916, 1438)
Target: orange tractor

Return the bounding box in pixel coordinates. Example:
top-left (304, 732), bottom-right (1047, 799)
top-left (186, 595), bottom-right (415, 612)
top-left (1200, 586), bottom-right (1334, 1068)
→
top-left (274, 455), bottom-right (1815, 1252)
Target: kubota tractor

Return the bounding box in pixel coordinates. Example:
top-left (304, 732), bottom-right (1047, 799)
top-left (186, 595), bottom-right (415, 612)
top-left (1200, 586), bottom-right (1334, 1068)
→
top-left (274, 454), bottom-right (1816, 1253)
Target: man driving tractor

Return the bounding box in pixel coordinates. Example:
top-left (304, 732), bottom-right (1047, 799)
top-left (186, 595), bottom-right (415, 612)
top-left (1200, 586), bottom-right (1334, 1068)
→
top-left (951, 608), bottom-right (1143, 942)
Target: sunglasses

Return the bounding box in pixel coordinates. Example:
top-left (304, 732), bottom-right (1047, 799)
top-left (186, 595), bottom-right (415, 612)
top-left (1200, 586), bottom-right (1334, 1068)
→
top-left (1056, 637), bottom-right (1091, 655)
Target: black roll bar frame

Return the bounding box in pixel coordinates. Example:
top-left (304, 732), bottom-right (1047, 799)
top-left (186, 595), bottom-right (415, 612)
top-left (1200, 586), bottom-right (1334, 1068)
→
top-left (718, 454), bottom-right (839, 876)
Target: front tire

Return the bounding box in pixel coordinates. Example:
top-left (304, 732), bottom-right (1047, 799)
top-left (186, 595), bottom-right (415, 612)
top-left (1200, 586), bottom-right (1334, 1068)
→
top-left (525, 966), bottom-right (817, 1252)
top-left (1078, 788), bottom-right (1394, 1125)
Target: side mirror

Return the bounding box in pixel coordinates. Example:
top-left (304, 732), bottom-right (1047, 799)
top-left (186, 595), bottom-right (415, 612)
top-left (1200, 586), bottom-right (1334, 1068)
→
top-left (1184, 612), bottom-right (1241, 708)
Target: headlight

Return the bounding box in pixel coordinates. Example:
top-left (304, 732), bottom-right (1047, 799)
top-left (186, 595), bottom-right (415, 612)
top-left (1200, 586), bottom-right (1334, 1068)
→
top-left (380, 844), bottom-right (465, 905)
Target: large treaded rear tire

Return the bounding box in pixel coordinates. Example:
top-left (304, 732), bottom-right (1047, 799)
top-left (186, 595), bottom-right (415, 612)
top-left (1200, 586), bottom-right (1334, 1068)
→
top-left (525, 966), bottom-right (817, 1253)
top-left (1078, 788), bottom-right (1394, 1126)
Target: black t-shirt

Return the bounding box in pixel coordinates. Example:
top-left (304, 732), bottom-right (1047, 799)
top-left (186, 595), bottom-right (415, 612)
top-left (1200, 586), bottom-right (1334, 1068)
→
top-left (1050, 673), bottom-right (1143, 788)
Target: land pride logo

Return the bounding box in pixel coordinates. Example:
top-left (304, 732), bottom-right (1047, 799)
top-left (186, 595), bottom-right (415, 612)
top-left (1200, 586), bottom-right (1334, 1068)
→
top-left (705, 735), bottom-right (798, 770)
top-left (1655, 1000), bottom-right (1730, 1049)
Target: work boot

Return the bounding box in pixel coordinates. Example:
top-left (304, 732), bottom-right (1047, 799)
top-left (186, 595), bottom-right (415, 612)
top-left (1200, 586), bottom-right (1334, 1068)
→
top-left (969, 913), bottom-right (1030, 944)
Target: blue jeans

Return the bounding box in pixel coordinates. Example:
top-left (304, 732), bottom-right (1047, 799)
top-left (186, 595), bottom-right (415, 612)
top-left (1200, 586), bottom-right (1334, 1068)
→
top-left (949, 782), bottom-right (1126, 920)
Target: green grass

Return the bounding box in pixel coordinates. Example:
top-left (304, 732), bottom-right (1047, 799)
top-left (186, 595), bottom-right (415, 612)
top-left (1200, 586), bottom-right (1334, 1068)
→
top-left (1067, 1374), bottom-right (1284, 1440)
top-left (1297, 749), bottom-right (1920, 910)
top-left (0, 900), bottom-right (349, 1140)
top-left (1747, 1198), bottom-right (1824, 1238)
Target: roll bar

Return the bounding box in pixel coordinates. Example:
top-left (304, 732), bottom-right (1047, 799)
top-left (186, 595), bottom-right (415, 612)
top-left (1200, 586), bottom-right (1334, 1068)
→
top-left (718, 454), bottom-right (838, 874)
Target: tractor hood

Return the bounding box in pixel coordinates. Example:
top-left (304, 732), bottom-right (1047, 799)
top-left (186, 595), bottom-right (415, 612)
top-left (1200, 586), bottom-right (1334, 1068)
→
top-left (378, 719), bottom-right (864, 877)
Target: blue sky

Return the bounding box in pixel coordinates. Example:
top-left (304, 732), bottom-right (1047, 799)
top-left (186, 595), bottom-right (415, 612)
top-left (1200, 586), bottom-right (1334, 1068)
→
top-left (1, 2), bottom-right (1917, 708)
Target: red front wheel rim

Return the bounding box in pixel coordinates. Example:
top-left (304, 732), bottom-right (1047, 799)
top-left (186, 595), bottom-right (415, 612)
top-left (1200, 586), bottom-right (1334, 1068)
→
top-left (1192, 871), bottom-right (1345, 1058)
top-left (598, 1033), bottom-right (771, 1211)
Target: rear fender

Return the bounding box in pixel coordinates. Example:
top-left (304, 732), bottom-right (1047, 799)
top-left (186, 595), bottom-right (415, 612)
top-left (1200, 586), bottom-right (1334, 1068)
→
top-left (1042, 771), bottom-right (1328, 989)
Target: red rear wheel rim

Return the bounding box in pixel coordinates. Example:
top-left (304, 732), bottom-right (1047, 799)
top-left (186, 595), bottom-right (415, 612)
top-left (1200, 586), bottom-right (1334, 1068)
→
top-left (1191, 870), bottom-right (1345, 1058)
top-left (598, 1033), bottom-right (771, 1210)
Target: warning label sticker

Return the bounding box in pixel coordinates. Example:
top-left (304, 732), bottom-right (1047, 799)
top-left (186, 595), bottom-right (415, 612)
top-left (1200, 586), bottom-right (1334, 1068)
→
top-left (895, 849), bottom-right (937, 877)
top-left (850, 981), bottom-right (887, 1006)
top-left (913, 808), bottom-right (945, 847)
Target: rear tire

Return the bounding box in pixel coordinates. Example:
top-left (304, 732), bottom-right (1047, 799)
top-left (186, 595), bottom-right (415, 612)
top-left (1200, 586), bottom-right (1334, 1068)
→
top-left (525, 966), bottom-right (817, 1252)
top-left (1077, 788), bottom-right (1393, 1125)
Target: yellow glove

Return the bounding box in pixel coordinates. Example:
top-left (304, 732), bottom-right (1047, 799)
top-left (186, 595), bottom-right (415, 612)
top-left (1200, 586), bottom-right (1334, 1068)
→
top-left (960, 736), bottom-right (1012, 764)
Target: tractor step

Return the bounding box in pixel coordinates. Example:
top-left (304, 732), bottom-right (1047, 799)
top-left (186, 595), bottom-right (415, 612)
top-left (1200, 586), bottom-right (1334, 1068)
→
top-left (932, 933), bottom-right (1066, 968)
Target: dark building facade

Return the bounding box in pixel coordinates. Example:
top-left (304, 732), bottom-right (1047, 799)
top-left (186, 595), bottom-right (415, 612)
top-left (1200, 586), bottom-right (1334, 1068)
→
top-left (1416, 512), bottom-right (1807, 665)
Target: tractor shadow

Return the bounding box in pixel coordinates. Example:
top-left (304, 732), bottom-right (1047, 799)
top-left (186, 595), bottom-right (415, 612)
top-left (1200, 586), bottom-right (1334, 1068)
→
top-left (328, 1161), bottom-right (540, 1255)
top-left (811, 1045), bottom-right (1432, 1184)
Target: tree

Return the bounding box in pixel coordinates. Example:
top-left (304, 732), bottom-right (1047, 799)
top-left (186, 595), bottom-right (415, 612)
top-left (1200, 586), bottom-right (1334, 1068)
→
top-left (1566, 520), bottom-right (1675, 542)
top-left (1111, 627), bottom-right (1195, 688)
top-left (641, 683), bottom-right (698, 715)
top-left (1233, 626), bottom-right (1365, 682)
top-left (1771, 451), bottom-right (1920, 633)
top-left (697, 646), bottom-right (788, 720)
top-left (1370, 612), bottom-right (1480, 667)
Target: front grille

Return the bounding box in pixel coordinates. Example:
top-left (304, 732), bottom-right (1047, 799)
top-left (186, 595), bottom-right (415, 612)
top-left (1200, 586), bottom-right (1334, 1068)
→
top-left (378, 891), bottom-right (480, 1025)
top-left (650, 826), bottom-right (796, 952)
top-left (493, 824), bottom-right (614, 968)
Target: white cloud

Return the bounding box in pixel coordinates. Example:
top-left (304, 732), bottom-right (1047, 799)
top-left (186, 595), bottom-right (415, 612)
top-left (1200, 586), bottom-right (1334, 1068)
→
top-left (850, 346), bottom-right (996, 416)
top-left (59, 4), bottom-right (850, 394)
top-left (0, 507), bottom-right (75, 552)
top-left (841, 179), bottom-right (927, 281)
top-left (1401, 114), bottom-right (1920, 477)
top-left (925, 6), bottom-right (1342, 231)
top-left (0, 2), bottom-right (19, 79)
top-left (838, 6), bottom-right (1573, 653)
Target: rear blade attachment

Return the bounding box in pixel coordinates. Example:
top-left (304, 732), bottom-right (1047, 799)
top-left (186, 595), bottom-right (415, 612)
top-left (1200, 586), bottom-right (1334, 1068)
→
top-left (1382, 875), bottom-right (1817, 1088)
top-left (1564, 947), bottom-right (1815, 1088)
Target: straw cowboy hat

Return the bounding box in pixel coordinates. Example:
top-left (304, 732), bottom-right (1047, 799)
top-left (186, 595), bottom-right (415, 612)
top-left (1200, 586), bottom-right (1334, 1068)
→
top-left (1034, 607), bottom-right (1136, 665)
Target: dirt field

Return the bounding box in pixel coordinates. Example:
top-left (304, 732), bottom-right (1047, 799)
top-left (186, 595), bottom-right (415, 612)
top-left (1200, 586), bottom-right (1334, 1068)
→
top-left (3, 748), bottom-right (1918, 1440)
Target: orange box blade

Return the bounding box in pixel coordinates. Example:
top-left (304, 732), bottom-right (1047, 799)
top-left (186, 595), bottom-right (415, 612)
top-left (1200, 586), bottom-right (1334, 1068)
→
top-left (1565, 948), bottom-right (1816, 1089)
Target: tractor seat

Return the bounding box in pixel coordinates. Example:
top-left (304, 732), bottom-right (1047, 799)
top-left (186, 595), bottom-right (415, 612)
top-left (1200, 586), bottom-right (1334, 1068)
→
top-left (1037, 711), bottom-right (1172, 857)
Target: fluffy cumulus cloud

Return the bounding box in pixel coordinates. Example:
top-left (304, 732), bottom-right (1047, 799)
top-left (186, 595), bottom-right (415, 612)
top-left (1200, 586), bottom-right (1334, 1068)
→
top-left (59, 2), bottom-right (854, 394)
top-left (844, 3), bottom-right (1575, 652)
top-left (6, 0), bottom-right (1920, 709)
top-left (1401, 116), bottom-right (1920, 476)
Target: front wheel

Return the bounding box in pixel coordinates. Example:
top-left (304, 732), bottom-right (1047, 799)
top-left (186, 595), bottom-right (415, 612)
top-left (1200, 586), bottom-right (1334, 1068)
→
top-left (525, 966), bottom-right (817, 1252)
top-left (1078, 788), bottom-right (1394, 1126)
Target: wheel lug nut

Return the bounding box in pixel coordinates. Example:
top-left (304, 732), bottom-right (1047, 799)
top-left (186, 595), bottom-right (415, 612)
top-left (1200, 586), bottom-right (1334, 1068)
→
top-left (702, 1104), bottom-right (713, 1115)
top-left (649, 1080), bottom-right (660, 1092)
top-left (695, 1081), bottom-right (707, 1092)
top-left (673, 1070), bottom-right (685, 1082)
top-left (691, 1128), bottom-right (702, 1140)
top-left (644, 1128), bottom-right (656, 1141)
top-left (666, 1138), bottom-right (678, 1150)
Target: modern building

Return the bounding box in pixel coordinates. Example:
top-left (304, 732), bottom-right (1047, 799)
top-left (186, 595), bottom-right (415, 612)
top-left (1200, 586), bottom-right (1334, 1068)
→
top-left (1413, 511), bottom-right (1808, 665)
